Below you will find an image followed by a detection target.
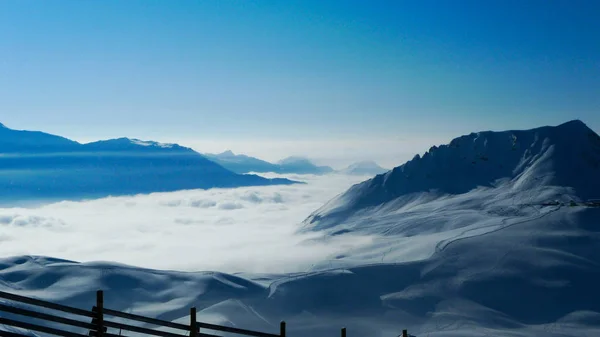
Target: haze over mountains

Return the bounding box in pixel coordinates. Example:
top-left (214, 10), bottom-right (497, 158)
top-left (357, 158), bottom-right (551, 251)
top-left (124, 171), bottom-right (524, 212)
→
top-left (277, 156), bottom-right (335, 174)
top-left (204, 151), bottom-right (336, 175)
top-left (2, 120), bottom-right (599, 336)
top-left (339, 160), bottom-right (388, 176)
top-left (204, 151), bottom-right (387, 175)
top-left (0, 123), bottom-right (295, 205)
top-left (203, 150), bottom-right (283, 174)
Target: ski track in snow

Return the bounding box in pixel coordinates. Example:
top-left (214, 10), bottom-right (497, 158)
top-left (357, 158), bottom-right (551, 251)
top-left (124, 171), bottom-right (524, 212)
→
top-left (434, 204), bottom-right (559, 254)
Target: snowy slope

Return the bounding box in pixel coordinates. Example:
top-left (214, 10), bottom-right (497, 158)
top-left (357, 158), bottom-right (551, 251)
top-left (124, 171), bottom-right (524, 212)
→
top-left (303, 120), bottom-right (600, 234)
top-left (339, 161), bottom-right (389, 176)
top-left (271, 206), bottom-right (600, 336)
top-left (0, 124), bottom-right (296, 205)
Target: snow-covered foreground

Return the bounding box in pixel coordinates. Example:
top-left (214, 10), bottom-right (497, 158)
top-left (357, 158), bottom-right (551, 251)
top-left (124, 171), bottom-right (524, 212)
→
top-left (2, 191), bottom-right (599, 336)
top-left (2, 205), bottom-right (599, 337)
top-left (2, 121), bottom-right (600, 336)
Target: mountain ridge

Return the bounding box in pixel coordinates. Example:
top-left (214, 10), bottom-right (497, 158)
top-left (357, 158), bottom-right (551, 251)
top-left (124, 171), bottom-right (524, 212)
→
top-left (303, 119), bottom-right (600, 233)
top-left (0, 123), bottom-right (296, 205)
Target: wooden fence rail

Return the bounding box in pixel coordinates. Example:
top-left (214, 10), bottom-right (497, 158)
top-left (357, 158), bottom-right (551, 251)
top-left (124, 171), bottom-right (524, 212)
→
top-left (0, 290), bottom-right (284, 337)
top-left (0, 290), bottom-right (408, 337)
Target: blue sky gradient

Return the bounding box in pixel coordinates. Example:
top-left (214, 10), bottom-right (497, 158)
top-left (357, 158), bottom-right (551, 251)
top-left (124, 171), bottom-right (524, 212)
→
top-left (1, 0), bottom-right (598, 166)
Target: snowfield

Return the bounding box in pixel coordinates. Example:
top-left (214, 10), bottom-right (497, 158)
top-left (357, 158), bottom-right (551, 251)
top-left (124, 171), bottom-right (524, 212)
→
top-left (1, 120), bottom-right (600, 337)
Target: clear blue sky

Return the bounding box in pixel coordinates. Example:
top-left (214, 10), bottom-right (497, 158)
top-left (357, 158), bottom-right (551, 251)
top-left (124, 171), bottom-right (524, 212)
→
top-left (0, 0), bottom-right (598, 166)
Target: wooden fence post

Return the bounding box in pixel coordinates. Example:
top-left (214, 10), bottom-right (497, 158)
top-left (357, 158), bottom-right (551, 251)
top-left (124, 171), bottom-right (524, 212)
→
top-left (280, 321), bottom-right (286, 337)
top-left (341, 327), bottom-right (346, 337)
top-left (402, 329), bottom-right (408, 337)
top-left (190, 307), bottom-right (198, 337)
top-left (96, 290), bottom-right (104, 337)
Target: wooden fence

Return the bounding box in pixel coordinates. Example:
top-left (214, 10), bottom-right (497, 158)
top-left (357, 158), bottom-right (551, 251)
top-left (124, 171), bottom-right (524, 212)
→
top-left (0, 290), bottom-right (410, 337)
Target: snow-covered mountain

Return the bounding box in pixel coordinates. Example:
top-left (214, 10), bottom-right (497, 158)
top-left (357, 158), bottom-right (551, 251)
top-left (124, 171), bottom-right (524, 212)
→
top-left (0, 123), bottom-right (295, 205)
top-left (303, 119), bottom-right (600, 233)
top-left (2, 120), bottom-right (600, 337)
top-left (278, 156), bottom-right (334, 175)
top-left (339, 160), bottom-right (388, 176)
top-left (203, 150), bottom-right (282, 174)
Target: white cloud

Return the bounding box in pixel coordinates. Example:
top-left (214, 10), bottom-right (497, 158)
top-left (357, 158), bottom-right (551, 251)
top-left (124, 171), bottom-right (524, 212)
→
top-left (0, 174), bottom-right (374, 274)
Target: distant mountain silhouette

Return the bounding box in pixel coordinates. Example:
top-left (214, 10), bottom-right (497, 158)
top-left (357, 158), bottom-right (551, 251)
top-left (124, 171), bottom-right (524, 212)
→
top-left (0, 124), bottom-right (296, 205)
top-left (203, 152), bottom-right (334, 175)
top-left (339, 161), bottom-right (388, 176)
top-left (203, 150), bottom-right (282, 174)
top-left (277, 156), bottom-right (334, 174)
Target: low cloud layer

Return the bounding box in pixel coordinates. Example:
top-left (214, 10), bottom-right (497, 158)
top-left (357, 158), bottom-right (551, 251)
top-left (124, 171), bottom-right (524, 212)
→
top-left (0, 174), bottom-right (373, 273)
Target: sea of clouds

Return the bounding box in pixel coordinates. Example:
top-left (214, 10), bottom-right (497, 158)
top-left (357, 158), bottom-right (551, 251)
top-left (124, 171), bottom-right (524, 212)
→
top-left (0, 174), bottom-right (374, 273)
